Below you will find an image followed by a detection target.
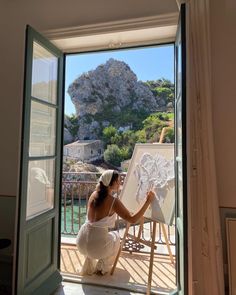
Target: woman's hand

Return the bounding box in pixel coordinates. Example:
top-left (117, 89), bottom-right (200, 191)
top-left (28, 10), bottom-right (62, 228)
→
top-left (146, 190), bottom-right (155, 203)
top-left (114, 190), bottom-right (156, 224)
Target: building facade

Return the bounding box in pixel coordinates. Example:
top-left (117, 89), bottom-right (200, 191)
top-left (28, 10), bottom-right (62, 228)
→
top-left (63, 140), bottom-right (104, 162)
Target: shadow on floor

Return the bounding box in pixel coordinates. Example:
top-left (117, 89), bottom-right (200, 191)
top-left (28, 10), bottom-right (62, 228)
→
top-left (61, 243), bottom-right (176, 294)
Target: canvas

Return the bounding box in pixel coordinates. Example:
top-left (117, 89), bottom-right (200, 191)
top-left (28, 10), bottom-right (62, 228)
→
top-left (120, 143), bottom-right (175, 225)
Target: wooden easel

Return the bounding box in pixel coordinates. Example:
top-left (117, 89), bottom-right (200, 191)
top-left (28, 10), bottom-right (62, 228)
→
top-left (110, 127), bottom-right (175, 295)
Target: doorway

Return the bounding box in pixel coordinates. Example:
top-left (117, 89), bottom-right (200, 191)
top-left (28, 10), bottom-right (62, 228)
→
top-left (60, 44), bottom-right (177, 294)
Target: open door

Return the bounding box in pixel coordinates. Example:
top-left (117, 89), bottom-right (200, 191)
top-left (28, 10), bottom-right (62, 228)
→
top-left (16, 26), bottom-right (64, 295)
top-left (175, 4), bottom-right (187, 295)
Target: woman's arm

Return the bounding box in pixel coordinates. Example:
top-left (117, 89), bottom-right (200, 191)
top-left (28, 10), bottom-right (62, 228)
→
top-left (113, 191), bottom-right (155, 224)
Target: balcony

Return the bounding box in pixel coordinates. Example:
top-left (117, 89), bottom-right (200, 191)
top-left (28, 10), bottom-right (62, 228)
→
top-left (61, 172), bottom-right (176, 294)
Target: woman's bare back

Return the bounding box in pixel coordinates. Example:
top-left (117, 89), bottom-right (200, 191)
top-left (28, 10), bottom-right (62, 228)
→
top-left (87, 191), bottom-right (115, 222)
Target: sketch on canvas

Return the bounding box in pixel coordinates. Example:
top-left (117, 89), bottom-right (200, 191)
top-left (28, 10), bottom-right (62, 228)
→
top-left (119, 143), bottom-right (175, 225)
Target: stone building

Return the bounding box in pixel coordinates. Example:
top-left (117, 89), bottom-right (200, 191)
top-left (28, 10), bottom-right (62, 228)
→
top-left (63, 140), bottom-right (103, 162)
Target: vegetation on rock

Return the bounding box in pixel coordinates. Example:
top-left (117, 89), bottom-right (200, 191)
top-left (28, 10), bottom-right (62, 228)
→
top-left (64, 59), bottom-right (175, 167)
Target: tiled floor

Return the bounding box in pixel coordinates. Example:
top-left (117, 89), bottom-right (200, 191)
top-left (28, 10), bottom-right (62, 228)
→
top-left (60, 243), bottom-right (176, 295)
top-left (53, 281), bottom-right (146, 295)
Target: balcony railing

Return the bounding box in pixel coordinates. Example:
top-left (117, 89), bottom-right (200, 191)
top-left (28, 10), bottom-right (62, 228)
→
top-left (61, 172), bottom-right (175, 250)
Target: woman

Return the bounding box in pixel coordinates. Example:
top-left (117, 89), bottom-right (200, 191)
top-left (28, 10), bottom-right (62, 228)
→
top-left (76, 169), bottom-right (155, 275)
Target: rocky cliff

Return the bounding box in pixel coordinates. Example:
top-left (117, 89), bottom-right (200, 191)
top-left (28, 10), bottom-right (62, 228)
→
top-left (66, 58), bottom-right (173, 141)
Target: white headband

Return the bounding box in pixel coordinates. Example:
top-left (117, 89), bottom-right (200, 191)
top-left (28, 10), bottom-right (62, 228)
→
top-left (99, 170), bottom-right (114, 187)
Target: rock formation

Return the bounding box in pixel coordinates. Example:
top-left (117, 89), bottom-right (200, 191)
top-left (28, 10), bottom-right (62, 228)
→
top-left (67, 58), bottom-right (173, 140)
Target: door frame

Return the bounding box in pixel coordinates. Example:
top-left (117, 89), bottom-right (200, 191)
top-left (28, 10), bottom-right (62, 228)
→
top-left (175, 4), bottom-right (188, 294)
top-left (20, 11), bottom-right (189, 294)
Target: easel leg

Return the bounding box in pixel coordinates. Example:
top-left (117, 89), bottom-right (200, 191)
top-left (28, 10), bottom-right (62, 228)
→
top-left (147, 221), bottom-right (157, 295)
top-left (110, 222), bottom-right (130, 275)
top-left (161, 223), bottom-right (175, 264)
top-left (137, 216), bottom-right (144, 240)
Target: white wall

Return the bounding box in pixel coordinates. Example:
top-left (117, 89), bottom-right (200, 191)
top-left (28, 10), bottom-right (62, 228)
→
top-left (0, 0), bottom-right (178, 197)
top-left (210, 0), bottom-right (236, 208)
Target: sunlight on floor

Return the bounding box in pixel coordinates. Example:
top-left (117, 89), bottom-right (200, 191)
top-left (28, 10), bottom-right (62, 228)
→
top-left (61, 244), bottom-right (176, 294)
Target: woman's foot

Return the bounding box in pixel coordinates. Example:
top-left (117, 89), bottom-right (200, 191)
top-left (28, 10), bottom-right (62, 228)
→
top-left (95, 269), bottom-right (107, 276)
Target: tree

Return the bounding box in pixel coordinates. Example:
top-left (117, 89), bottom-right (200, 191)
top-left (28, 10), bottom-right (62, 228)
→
top-left (104, 144), bottom-right (123, 167)
top-left (142, 112), bottom-right (171, 142)
top-left (102, 125), bottom-right (118, 146)
top-left (135, 129), bottom-right (146, 143)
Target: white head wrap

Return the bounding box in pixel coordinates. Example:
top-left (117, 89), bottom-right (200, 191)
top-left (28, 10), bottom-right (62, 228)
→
top-left (99, 170), bottom-right (114, 187)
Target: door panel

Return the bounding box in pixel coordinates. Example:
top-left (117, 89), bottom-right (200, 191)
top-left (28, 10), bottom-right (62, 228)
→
top-left (29, 101), bottom-right (56, 157)
top-left (31, 41), bottom-right (58, 104)
top-left (16, 26), bottom-right (64, 295)
top-left (175, 4), bottom-right (187, 295)
top-left (26, 220), bottom-right (53, 281)
top-left (27, 159), bottom-right (55, 219)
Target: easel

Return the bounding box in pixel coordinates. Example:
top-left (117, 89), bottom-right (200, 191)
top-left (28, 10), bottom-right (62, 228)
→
top-left (110, 127), bottom-right (175, 295)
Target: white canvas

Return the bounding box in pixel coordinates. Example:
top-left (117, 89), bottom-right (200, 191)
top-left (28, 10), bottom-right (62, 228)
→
top-left (120, 143), bottom-right (175, 225)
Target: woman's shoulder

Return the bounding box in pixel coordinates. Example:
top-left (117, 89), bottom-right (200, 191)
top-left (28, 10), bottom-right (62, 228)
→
top-left (90, 191), bottom-right (98, 198)
top-left (88, 191), bottom-right (97, 205)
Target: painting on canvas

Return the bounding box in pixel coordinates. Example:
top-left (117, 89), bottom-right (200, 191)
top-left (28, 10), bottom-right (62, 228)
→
top-left (119, 143), bottom-right (175, 225)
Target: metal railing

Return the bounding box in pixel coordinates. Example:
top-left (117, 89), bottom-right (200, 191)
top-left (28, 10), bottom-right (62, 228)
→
top-left (61, 172), bottom-right (176, 248)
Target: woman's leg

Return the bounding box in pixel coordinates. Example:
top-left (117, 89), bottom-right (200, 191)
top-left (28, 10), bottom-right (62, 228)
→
top-left (78, 256), bottom-right (96, 275)
top-left (95, 231), bottom-right (120, 275)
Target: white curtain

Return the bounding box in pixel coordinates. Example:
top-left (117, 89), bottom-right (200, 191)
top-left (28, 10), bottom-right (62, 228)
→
top-left (184, 0), bottom-right (225, 294)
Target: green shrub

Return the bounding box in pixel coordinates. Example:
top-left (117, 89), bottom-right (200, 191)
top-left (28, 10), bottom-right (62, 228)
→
top-left (164, 128), bottom-right (174, 143)
top-left (104, 144), bottom-right (123, 167)
top-left (102, 125), bottom-right (118, 145)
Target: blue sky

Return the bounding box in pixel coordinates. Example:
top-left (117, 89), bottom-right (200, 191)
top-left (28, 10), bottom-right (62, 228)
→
top-left (65, 44), bottom-right (174, 115)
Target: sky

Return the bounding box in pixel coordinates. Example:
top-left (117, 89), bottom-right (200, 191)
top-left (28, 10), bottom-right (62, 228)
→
top-left (65, 44), bottom-right (174, 115)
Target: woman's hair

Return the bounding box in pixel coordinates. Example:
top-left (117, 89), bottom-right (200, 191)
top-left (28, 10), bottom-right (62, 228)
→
top-left (93, 170), bottom-right (119, 208)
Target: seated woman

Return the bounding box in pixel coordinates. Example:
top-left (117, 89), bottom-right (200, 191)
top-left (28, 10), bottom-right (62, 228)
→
top-left (76, 169), bottom-right (155, 275)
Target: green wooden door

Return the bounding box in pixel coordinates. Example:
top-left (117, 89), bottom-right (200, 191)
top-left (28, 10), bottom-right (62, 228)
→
top-left (175, 4), bottom-right (187, 295)
top-left (16, 26), bottom-right (64, 295)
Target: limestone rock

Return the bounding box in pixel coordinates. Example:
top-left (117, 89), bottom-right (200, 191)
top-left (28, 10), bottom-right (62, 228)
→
top-left (64, 127), bottom-right (73, 144)
top-left (67, 59), bottom-right (173, 139)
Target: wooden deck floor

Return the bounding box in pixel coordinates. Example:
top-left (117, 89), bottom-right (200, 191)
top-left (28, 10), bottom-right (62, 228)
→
top-left (60, 243), bottom-right (176, 294)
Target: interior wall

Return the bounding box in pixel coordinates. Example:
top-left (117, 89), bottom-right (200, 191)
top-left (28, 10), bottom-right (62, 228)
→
top-left (210, 0), bottom-right (236, 208)
top-left (0, 0), bottom-right (178, 197)
top-left (0, 196), bottom-right (15, 259)
top-left (210, 1), bottom-right (236, 287)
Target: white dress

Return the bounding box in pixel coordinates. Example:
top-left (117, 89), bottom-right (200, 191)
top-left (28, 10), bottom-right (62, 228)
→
top-left (76, 197), bottom-right (120, 275)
